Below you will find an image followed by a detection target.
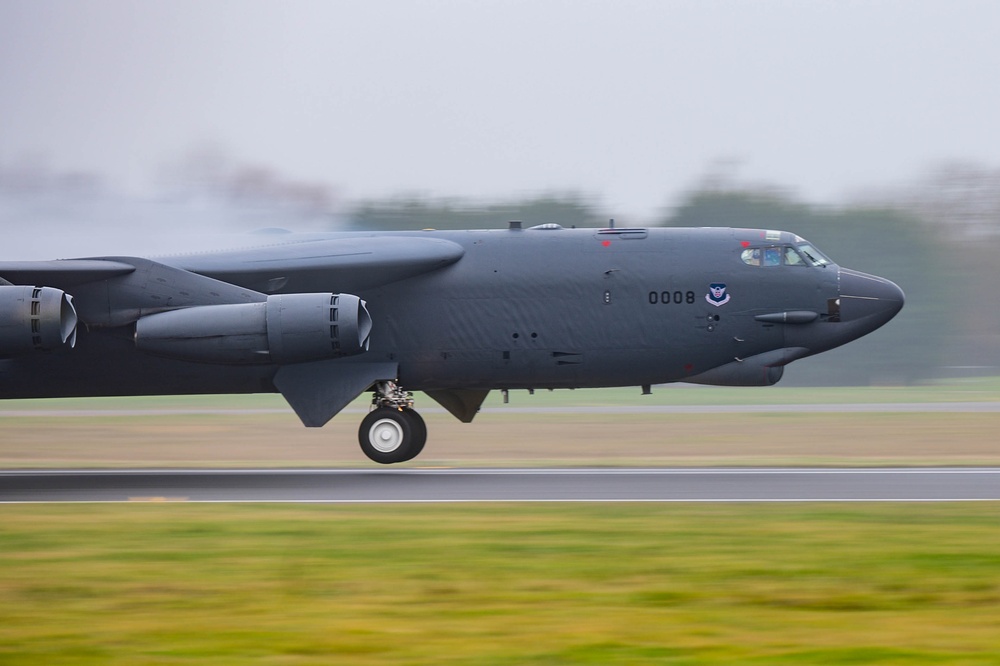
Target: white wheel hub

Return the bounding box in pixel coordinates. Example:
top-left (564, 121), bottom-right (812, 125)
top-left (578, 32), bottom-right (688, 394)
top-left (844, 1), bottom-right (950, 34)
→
top-left (369, 418), bottom-right (404, 453)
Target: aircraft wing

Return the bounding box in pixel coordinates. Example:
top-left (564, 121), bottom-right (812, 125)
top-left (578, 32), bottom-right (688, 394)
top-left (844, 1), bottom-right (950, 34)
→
top-left (0, 235), bottom-right (464, 427)
top-left (1, 234), bottom-right (466, 327)
top-left (161, 235), bottom-right (466, 293)
top-left (0, 259), bottom-right (136, 288)
top-left (1, 234), bottom-right (465, 295)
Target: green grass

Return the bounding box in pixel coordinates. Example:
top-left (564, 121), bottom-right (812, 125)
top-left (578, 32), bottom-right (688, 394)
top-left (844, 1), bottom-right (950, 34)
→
top-left (2, 504), bottom-right (1000, 664)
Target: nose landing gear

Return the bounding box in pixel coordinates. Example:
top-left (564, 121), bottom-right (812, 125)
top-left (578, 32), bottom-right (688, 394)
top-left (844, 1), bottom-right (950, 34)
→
top-left (358, 381), bottom-right (427, 464)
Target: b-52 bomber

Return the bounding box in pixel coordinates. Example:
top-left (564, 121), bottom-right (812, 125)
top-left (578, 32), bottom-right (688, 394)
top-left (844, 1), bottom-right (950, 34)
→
top-left (0, 223), bottom-right (903, 463)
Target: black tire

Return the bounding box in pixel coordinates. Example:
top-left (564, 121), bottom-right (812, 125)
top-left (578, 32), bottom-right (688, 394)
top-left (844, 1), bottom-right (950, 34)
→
top-left (399, 409), bottom-right (427, 462)
top-left (359, 407), bottom-right (414, 464)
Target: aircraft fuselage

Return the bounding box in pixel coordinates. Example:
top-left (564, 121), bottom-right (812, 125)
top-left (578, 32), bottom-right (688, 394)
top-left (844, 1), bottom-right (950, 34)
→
top-left (0, 225), bottom-right (904, 463)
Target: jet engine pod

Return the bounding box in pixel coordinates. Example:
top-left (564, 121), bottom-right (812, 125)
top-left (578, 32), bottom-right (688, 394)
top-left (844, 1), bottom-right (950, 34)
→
top-left (135, 292), bottom-right (372, 365)
top-left (686, 361), bottom-right (784, 387)
top-left (0, 285), bottom-right (78, 355)
top-left (685, 348), bottom-right (810, 387)
top-left (266, 293), bottom-right (372, 364)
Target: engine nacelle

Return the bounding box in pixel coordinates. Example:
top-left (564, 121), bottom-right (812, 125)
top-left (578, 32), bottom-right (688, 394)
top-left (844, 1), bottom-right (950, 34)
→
top-left (135, 293), bottom-right (372, 365)
top-left (684, 347), bottom-right (810, 387)
top-left (685, 360), bottom-right (784, 387)
top-left (0, 285), bottom-right (78, 355)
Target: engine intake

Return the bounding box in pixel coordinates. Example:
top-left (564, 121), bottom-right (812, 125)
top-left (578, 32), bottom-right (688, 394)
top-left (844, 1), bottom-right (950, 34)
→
top-left (135, 293), bottom-right (372, 364)
top-left (0, 285), bottom-right (78, 355)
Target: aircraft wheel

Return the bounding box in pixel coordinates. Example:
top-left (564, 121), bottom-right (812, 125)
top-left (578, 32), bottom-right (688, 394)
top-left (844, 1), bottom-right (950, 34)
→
top-left (400, 408), bottom-right (427, 461)
top-left (359, 407), bottom-right (414, 464)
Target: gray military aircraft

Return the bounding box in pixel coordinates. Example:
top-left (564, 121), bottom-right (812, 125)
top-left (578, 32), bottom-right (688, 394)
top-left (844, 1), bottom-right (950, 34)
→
top-left (0, 224), bottom-right (903, 463)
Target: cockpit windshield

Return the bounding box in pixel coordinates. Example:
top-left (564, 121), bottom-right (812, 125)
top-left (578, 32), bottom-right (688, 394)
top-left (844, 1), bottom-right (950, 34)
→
top-left (740, 243), bottom-right (833, 268)
top-left (796, 243), bottom-right (832, 267)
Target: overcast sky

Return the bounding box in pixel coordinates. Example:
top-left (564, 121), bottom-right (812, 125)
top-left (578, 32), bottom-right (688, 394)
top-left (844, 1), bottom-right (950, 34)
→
top-left (2, 0), bottom-right (999, 221)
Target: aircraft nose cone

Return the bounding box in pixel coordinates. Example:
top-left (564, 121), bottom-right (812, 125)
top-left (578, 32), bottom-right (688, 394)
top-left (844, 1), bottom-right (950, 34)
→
top-left (838, 268), bottom-right (905, 328)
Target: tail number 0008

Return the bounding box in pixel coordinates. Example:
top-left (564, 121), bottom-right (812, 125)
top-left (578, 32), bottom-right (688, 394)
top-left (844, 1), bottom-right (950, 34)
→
top-left (648, 290), bottom-right (696, 305)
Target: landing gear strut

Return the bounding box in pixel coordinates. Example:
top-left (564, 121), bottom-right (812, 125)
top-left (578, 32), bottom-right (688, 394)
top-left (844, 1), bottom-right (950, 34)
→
top-left (358, 381), bottom-right (427, 464)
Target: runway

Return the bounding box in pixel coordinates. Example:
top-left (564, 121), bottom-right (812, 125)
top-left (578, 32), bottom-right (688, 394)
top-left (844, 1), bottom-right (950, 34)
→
top-left (2, 467), bottom-right (999, 503)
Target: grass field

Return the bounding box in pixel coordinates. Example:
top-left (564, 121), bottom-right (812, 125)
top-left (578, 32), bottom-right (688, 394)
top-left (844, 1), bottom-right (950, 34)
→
top-left (2, 503), bottom-right (1000, 665)
top-left (1, 379), bottom-right (999, 468)
top-left (3, 381), bottom-right (999, 663)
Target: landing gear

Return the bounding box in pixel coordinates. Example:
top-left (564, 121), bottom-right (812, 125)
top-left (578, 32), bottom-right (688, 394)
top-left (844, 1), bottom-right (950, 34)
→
top-left (358, 382), bottom-right (427, 464)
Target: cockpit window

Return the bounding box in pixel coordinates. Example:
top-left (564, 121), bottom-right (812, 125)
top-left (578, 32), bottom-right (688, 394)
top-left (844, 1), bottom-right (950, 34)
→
top-left (741, 244), bottom-right (821, 267)
top-left (740, 248), bottom-right (761, 266)
top-left (784, 246), bottom-right (805, 266)
top-left (797, 243), bottom-right (832, 267)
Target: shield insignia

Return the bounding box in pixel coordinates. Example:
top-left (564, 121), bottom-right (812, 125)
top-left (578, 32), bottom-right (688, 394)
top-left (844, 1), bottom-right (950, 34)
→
top-left (706, 283), bottom-right (730, 307)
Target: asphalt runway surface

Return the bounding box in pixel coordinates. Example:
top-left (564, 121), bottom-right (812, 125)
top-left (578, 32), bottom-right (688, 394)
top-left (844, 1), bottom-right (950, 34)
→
top-left (2, 468), bottom-right (999, 503)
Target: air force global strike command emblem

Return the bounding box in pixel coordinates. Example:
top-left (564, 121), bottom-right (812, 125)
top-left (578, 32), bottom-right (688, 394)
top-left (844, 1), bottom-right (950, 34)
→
top-left (706, 283), bottom-right (730, 307)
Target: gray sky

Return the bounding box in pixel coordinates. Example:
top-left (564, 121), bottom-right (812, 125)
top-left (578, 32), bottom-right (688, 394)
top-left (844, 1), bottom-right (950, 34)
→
top-left (2, 0), bottom-right (999, 220)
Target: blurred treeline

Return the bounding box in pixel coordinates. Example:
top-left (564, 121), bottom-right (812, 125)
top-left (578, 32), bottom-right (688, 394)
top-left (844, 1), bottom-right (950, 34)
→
top-left (348, 164), bottom-right (1000, 386)
top-left (346, 195), bottom-right (607, 231)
